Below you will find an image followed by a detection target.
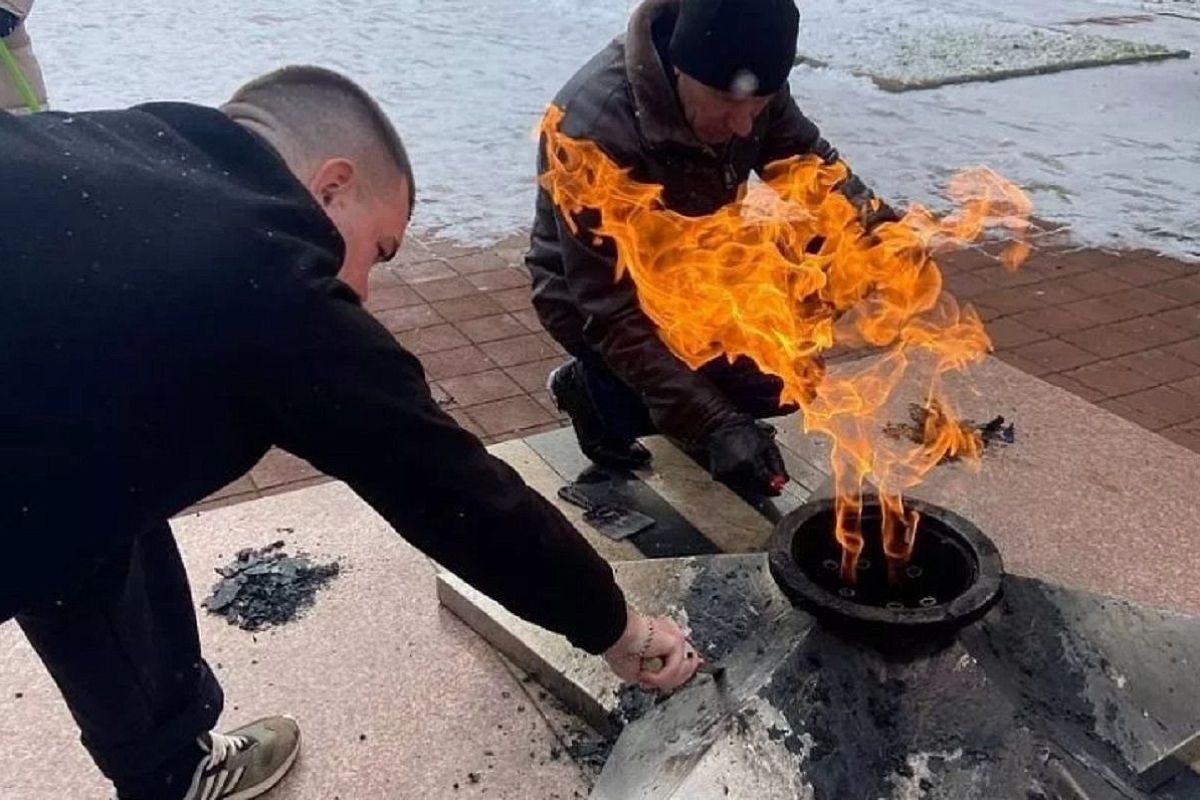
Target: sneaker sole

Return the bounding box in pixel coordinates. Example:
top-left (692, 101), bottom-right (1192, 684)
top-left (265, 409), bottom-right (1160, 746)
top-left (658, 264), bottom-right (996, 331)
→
top-left (224, 718), bottom-right (301, 800)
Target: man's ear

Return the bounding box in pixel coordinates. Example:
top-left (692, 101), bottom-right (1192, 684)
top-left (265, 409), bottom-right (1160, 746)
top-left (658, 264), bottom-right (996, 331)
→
top-left (308, 158), bottom-right (357, 208)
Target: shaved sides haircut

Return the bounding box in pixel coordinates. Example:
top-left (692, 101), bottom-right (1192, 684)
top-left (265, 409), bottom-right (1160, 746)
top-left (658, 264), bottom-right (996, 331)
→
top-left (222, 65), bottom-right (415, 209)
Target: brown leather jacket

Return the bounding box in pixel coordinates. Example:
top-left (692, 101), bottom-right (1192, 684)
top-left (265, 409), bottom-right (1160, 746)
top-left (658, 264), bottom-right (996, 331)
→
top-left (526, 0), bottom-right (887, 446)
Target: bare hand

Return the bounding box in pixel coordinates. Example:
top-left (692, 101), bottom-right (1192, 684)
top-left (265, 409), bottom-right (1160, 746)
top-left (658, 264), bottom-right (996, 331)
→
top-left (603, 607), bottom-right (701, 691)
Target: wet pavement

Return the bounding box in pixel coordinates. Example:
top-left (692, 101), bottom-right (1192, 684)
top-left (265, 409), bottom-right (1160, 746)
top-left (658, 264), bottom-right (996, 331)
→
top-left (27, 0), bottom-right (1200, 257)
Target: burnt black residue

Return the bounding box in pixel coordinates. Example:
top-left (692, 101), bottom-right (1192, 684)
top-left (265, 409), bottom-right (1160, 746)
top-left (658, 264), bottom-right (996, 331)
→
top-left (883, 403), bottom-right (1015, 463)
top-left (958, 580), bottom-right (1144, 791)
top-left (609, 684), bottom-right (665, 728)
top-left (203, 541), bottom-right (340, 631)
top-left (759, 625), bottom-right (1030, 800)
top-left (682, 559), bottom-right (778, 661)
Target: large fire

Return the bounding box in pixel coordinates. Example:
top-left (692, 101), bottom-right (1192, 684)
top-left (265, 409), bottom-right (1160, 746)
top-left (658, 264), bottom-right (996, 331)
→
top-left (538, 105), bottom-right (1031, 583)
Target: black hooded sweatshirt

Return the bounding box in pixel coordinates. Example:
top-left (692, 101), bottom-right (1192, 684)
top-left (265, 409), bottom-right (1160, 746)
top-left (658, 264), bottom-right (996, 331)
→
top-left (0, 103), bottom-right (626, 654)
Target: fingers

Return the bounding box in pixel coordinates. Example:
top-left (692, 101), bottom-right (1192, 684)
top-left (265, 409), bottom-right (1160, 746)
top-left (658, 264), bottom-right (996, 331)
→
top-left (638, 643), bottom-right (700, 691)
top-left (632, 618), bottom-right (703, 691)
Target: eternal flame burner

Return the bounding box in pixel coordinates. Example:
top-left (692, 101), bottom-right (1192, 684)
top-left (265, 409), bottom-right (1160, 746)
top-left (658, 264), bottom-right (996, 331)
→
top-left (768, 496), bottom-right (1003, 633)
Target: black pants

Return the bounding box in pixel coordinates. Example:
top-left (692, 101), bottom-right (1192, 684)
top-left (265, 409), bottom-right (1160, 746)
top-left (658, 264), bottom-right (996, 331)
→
top-left (577, 351), bottom-right (791, 441)
top-left (16, 522), bottom-right (222, 798)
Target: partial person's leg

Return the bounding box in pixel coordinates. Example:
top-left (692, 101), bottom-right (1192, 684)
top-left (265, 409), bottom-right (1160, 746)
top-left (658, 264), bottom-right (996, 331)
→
top-left (549, 352), bottom-right (653, 470)
top-left (16, 523), bottom-right (223, 799)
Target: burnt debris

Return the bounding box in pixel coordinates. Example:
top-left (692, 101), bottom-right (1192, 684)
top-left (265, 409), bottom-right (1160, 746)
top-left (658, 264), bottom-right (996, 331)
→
top-left (883, 402), bottom-right (1015, 462)
top-left (202, 541), bottom-right (340, 631)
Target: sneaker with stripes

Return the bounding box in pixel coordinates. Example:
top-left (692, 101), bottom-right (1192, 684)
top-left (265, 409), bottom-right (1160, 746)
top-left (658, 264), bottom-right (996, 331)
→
top-left (181, 716), bottom-right (300, 800)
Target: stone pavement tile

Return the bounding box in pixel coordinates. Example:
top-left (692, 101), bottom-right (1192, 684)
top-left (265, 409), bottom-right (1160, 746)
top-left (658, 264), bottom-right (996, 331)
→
top-left (419, 345), bottom-right (497, 381)
top-left (1114, 385), bottom-right (1200, 428)
top-left (1099, 397), bottom-right (1170, 431)
top-left (1102, 260), bottom-right (1187, 287)
top-left (465, 268), bottom-right (530, 292)
top-left (1062, 360), bottom-right (1160, 398)
top-left (1025, 278), bottom-right (1089, 305)
top-left (411, 276), bottom-right (479, 302)
top-left (1166, 337), bottom-right (1200, 366)
top-left (256, 476), bottom-right (330, 500)
top-left (448, 250), bottom-right (510, 275)
top-left (1167, 375), bottom-right (1200, 400)
top-left (1009, 306), bottom-right (1095, 336)
top-left (447, 408), bottom-right (487, 440)
top-left (1005, 338), bottom-right (1098, 376)
top-left (465, 396), bottom-right (556, 438)
top-left (1059, 270), bottom-right (1132, 297)
top-left (249, 448), bottom-right (322, 490)
top-left (985, 317), bottom-right (1048, 349)
top-left (183, 490), bottom-right (260, 516)
top-left (439, 370), bottom-right (525, 406)
top-left (480, 333), bottom-right (560, 367)
top-left (1153, 306), bottom-right (1200, 336)
top-left (397, 257), bottom-right (457, 284)
top-left (364, 283), bottom-right (424, 314)
top-left (1113, 348), bottom-right (1200, 383)
top-left (1106, 316), bottom-right (1192, 349)
top-left (1062, 323), bottom-right (1155, 360)
top-left (942, 271), bottom-right (992, 300)
top-left (459, 313), bottom-right (529, 344)
top-left (1150, 276), bottom-right (1200, 305)
top-left (208, 475), bottom-right (257, 501)
top-left (396, 323), bottom-right (471, 355)
top-left (1159, 425), bottom-right (1200, 453)
top-left (373, 303), bottom-right (444, 333)
top-left (505, 357), bottom-right (564, 394)
top-left (492, 286), bottom-right (534, 312)
top-left (513, 308), bottom-right (545, 333)
top-left (1041, 372), bottom-right (1107, 404)
top-left (1059, 296), bottom-right (1142, 328)
top-left (1120, 286), bottom-right (1188, 316)
top-left (432, 293), bottom-right (507, 323)
top-left (978, 264), bottom-right (1046, 289)
top-left (972, 286), bottom-right (1048, 315)
top-left (995, 350), bottom-right (1050, 378)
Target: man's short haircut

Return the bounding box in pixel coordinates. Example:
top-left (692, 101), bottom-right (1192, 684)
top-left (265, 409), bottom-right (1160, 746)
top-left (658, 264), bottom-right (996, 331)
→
top-left (223, 65), bottom-right (415, 210)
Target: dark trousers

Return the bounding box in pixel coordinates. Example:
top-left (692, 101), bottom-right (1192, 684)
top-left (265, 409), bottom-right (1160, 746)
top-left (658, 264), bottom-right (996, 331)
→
top-left (577, 351), bottom-right (791, 441)
top-left (15, 522), bottom-right (222, 798)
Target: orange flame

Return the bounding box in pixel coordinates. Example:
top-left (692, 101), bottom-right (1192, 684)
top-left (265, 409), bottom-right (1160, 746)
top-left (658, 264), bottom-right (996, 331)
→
top-left (538, 105), bottom-right (1031, 582)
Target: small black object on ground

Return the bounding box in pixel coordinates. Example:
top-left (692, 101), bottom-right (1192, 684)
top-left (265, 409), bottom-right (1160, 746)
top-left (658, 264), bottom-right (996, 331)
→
top-left (202, 540), bottom-right (340, 631)
top-left (883, 402), bottom-right (1016, 463)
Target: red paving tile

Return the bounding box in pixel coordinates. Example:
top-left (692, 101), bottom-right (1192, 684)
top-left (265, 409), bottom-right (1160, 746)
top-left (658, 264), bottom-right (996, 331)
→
top-left (479, 333), bottom-right (560, 367)
top-left (458, 313), bottom-right (529, 343)
top-left (432, 294), bottom-right (507, 322)
top-left (396, 323), bottom-right (471, 355)
top-left (374, 303), bottom-right (443, 333)
top-left (250, 448), bottom-right (322, 490)
top-left (439, 369), bottom-right (525, 406)
top-left (504, 357), bottom-right (564, 394)
top-left (412, 276), bottom-right (479, 302)
top-left (419, 345), bottom-right (497, 380)
top-left (464, 396), bottom-right (556, 437)
top-left (465, 268), bottom-right (530, 291)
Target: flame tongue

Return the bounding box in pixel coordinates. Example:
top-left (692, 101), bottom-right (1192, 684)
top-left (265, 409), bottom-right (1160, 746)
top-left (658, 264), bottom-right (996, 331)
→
top-left (538, 106), bottom-right (1031, 582)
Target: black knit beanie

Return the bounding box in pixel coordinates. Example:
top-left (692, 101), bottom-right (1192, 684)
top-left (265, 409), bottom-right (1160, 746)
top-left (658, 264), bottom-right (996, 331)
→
top-left (668, 0), bottom-right (800, 96)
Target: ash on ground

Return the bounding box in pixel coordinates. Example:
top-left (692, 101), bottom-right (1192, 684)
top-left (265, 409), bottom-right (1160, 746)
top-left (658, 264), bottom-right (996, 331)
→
top-left (203, 541), bottom-right (340, 631)
top-left (883, 402), bottom-right (1015, 462)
